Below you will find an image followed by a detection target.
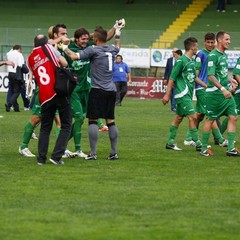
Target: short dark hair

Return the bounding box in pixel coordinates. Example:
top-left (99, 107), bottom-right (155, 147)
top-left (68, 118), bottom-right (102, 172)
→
top-left (204, 32), bottom-right (215, 41)
top-left (175, 49), bottom-right (183, 56)
top-left (53, 24), bottom-right (67, 35)
top-left (184, 37), bottom-right (198, 51)
top-left (34, 35), bottom-right (48, 47)
top-left (94, 26), bottom-right (107, 43)
top-left (13, 45), bottom-right (21, 50)
top-left (216, 31), bottom-right (229, 41)
top-left (116, 54), bottom-right (123, 60)
top-left (74, 28), bottom-right (90, 39)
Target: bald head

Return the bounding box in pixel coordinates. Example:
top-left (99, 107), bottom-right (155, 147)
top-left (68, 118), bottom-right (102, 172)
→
top-left (34, 34), bottom-right (48, 47)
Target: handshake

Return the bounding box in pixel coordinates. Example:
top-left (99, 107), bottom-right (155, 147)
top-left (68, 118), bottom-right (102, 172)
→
top-left (113, 18), bottom-right (126, 37)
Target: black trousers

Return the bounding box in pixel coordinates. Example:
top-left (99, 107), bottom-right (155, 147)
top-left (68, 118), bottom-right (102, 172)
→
top-left (8, 72), bottom-right (22, 111)
top-left (114, 81), bottom-right (128, 105)
top-left (38, 95), bottom-right (72, 163)
top-left (217, 0), bottom-right (225, 11)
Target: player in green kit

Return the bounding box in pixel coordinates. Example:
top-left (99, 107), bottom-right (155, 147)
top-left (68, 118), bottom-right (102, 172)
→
top-left (221, 56), bottom-right (240, 135)
top-left (62, 21), bottom-right (120, 158)
top-left (232, 58), bottom-right (240, 115)
top-left (200, 31), bottom-right (239, 157)
top-left (184, 32), bottom-right (227, 147)
top-left (162, 37), bottom-right (207, 151)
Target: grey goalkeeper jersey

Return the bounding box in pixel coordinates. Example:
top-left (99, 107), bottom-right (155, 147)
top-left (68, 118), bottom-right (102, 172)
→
top-left (79, 44), bottom-right (120, 91)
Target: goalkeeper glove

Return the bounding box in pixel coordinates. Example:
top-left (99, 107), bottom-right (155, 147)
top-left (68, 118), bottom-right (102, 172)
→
top-left (114, 18), bottom-right (125, 37)
top-left (57, 42), bottom-right (68, 51)
top-left (113, 18), bottom-right (126, 30)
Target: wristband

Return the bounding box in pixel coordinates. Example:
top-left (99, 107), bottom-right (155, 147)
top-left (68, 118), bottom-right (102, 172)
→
top-left (220, 86), bottom-right (225, 91)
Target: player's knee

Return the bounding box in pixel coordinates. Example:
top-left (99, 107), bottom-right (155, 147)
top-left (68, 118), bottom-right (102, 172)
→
top-left (229, 115), bottom-right (238, 123)
top-left (74, 115), bottom-right (84, 124)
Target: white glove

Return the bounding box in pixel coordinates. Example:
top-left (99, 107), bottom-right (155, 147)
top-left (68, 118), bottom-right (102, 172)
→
top-left (113, 18), bottom-right (126, 30)
top-left (57, 42), bottom-right (68, 51)
top-left (114, 18), bottom-right (125, 37)
top-left (25, 78), bottom-right (33, 99)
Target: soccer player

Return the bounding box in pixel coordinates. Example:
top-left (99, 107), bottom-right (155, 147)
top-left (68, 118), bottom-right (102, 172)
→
top-left (162, 37), bottom-right (207, 151)
top-left (184, 32), bottom-right (227, 147)
top-left (61, 20), bottom-right (121, 158)
top-left (220, 56), bottom-right (240, 134)
top-left (59, 24), bottom-right (123, 160)
top-left (200, 31), bottom-right (239, 157)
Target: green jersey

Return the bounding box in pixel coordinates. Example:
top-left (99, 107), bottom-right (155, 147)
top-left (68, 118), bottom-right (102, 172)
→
top-left (233, 57), bottom-right (240, 94)
top-left (66, 39), bottom-right (94, 91)
top-left (207, 48), bottom-right (229, 91)
top-left (170, 54), bottom-right (197, 103)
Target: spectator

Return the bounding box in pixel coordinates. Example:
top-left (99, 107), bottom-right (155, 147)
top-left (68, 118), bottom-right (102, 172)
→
top-left (113, 54), bottom-right (131, 106)
top-left (217, 0), bottom-right (226, 12)
top-left (125, 0), bottom-right (134, 4)
top-left (5, 45), bottom-right (27, 112)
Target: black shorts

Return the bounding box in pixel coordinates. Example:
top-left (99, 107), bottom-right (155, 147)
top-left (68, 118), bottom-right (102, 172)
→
top-left (87, 88), bottom-right (116, 120)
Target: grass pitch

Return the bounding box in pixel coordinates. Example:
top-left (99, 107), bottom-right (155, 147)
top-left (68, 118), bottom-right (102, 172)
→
top-left (0, 93), bottom-right (240, 240)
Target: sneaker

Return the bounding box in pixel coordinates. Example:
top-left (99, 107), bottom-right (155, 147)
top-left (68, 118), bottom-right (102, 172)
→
top-left (196, 145), bottom-right (202, 152)
top-left (165, 143), bottom-right (182, 151)
top-left (62, 149), bottom-right (75, 158)
top-left (19, 147), bottom-right (35, 157)
top-left (37, 161), bottom-right (45, 166)
top-left (200, 149), bottom-right (214, 157)
top-left (24, 107), bottom-right (30, 111)
top-left (85, 153), bottom-right (97, 160)
top-left (72, 150), bottom-right (88, 158)
top-left (31, 132), bottom-right (38, 140)
top-left (99, 125), bottom-right (109, 132)
top-left (49, 158), bottom-right (64, 165)
top-left (5, 104), bottom-right (10, 112)
top-left (196, 145), bottom-right (211, 152)
top-left (107, 153), bottom-right (119, 160)
top-left (226, 148), bottom-right (240, 157)
top-left (184, 140), bottom-right (196, 146)
top-left (219, 139), bottom-right (228, 147)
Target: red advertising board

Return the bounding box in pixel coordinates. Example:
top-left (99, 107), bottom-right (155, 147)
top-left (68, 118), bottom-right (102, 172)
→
top-left (126, 77), bottom-right (167, 99)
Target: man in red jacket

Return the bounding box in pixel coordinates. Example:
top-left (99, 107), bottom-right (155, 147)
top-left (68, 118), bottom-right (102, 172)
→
top-left (27, 34), bottom-right (72, 165)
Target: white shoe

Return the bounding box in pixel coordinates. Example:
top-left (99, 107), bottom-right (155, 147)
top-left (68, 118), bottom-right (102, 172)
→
top-left (219, 139), bottom-right (228, 147)
top-left (19, 147), bottom-right (35, 157)
top-left (184, 140), bottom-right (196, 146)
top-left (166, 143), bottom-right (182, 151)
top-left (31, 132), bottom-right (38, 140)
top-left (72, 150), bottom-right (88, 158)
top-left (62, 149), bottom-right (75, 158)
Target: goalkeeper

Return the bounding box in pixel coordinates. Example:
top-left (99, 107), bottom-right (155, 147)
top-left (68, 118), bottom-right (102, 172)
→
top-left (59, 20), bottom-right (125, 160)
top-left (60, 19), bottom-right (125, 158)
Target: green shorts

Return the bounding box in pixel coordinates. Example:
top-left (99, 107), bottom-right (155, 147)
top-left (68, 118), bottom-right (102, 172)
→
top-left (205, 92), bottom-right (237, 120)
top-left (31, 91), bottom-right (59, 117)
top-left (195, 89), bottom-right (206, 114)
top-left (70, 87), bottom-right (90, 118)
top-left (234, 93), bottom-right (240, 115)
top-left (31, 92), bottom-right (42, 117)
top-left (176, 100), bottom-right (196, 117)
